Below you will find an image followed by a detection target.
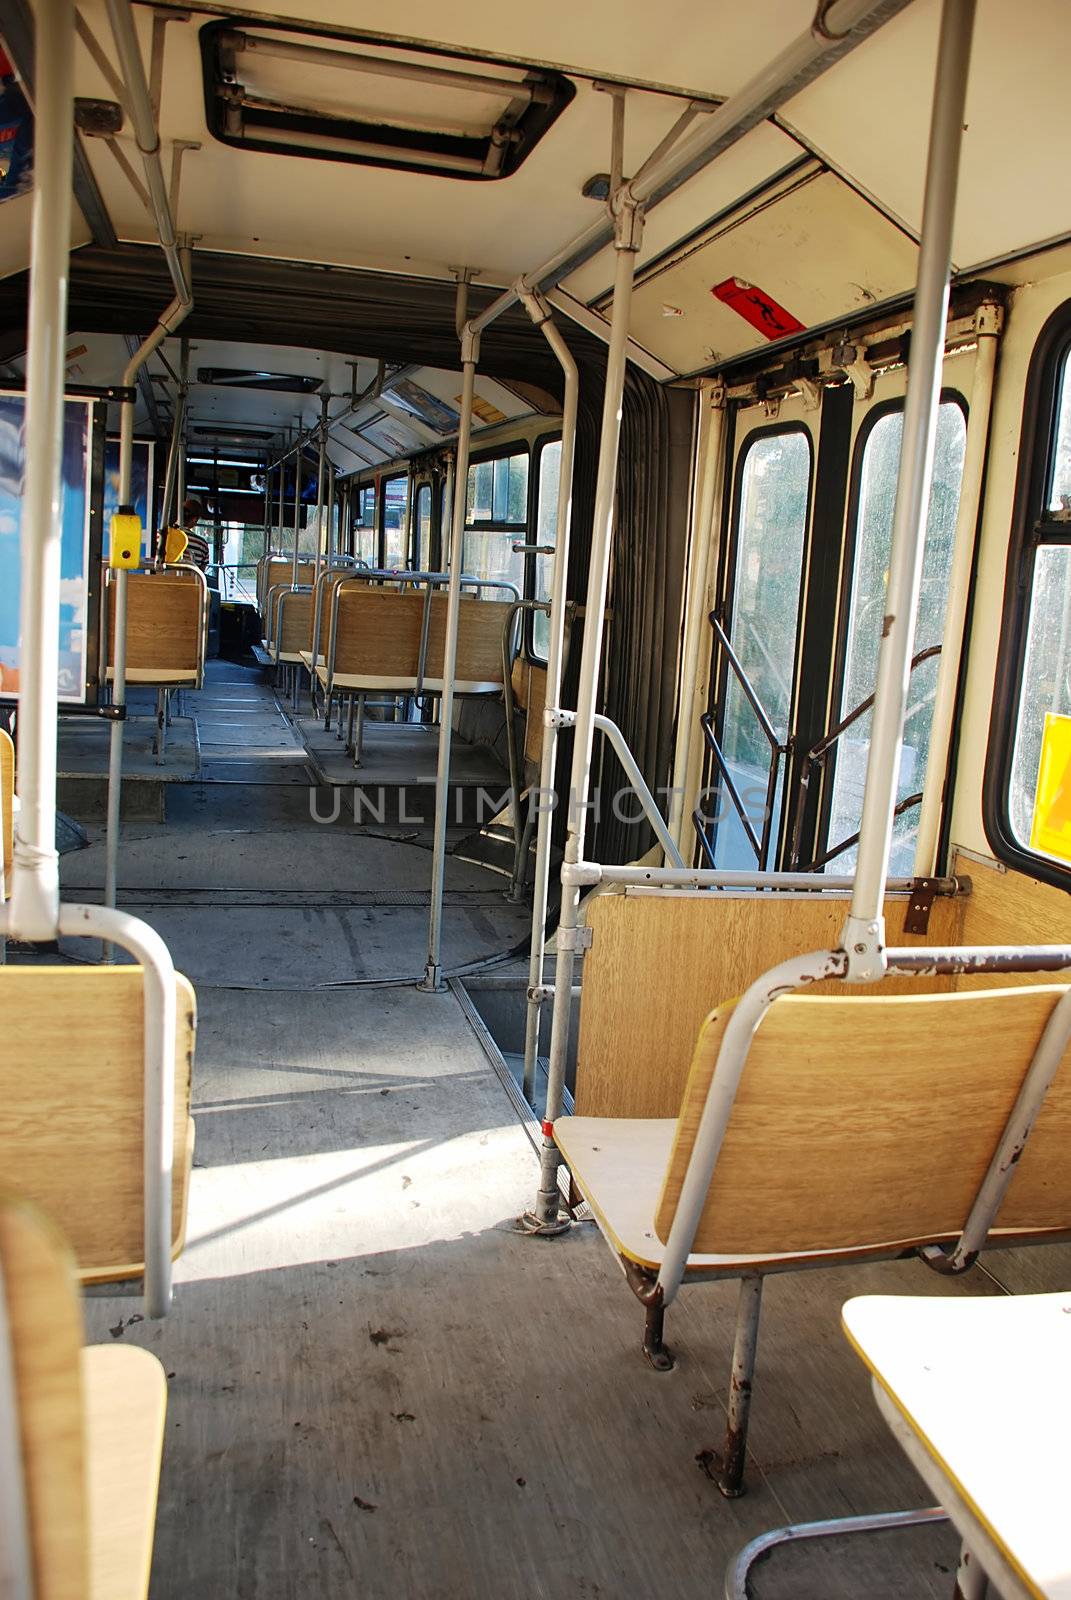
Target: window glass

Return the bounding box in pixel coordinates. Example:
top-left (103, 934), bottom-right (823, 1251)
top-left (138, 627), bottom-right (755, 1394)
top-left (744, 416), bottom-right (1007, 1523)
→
top-left (354, 485), bottom-right (376, 526)
top-left (467, 460), bottom-right (493, 522)
top-left (1046, 351), bottom-right (1071, 513)
top-left (1008, 547), bottom-right (1071, 859)
top-left (462, 449), bottom-right (529, 596)
top-left (465, 451), bottom-right (528, 525)
top-left (827, 401), bottom-right (967, 872)
top-left (416, 484), bottom-right (433, 571)
top-left (532, 440), bottom-right (561, 660)
top-left (713, 430), bottom-right (812, 869)
top-left (383, 475), bottom-right (408, 569)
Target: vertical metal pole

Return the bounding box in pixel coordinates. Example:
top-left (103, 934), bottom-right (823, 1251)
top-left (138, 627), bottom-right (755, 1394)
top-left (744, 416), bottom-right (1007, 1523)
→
top-left (291, 444), bottom-right (302, 584)
top-left (6, 0), bottom-right (74, 942)
top-left (842, 0), bottom-right (976, 980)
top-left (518, 294), bottom-right (578, 1105)
top-left (326, 459), bottom-right (336, 563)
top-left (176, 335), bottom-right (188, 512)
top-left (160, 387), bottom-right (185, 535)
top-left (527, 205), bottom-right (644, 1226)
top-left (420, 350), bottom-right (478, 991)
top-left (276, 442), bottom-right (285, 551)
top-left (314, 393), bottom-right (328, 587)
top-left (402, 472), bottom-right (414, 567)
top-left (913, 303), bottom-right (1001, 876)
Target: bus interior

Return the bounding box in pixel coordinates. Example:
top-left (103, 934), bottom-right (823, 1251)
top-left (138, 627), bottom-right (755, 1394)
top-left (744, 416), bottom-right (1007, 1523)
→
top-left (1, 0), bottom-right (1070, 1596)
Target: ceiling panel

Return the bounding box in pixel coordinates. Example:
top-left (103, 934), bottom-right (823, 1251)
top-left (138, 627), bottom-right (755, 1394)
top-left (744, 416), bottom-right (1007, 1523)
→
top-left (0, 189), bottom-right (90, 282)
top-left (785, 0), bottom-right (1071, 271)
top-left (70, 2), bottom-right (800, 285)
top-left (208, 0), bottom-right (810, 100)
top-left (626, 168), bottom-right (919, 370)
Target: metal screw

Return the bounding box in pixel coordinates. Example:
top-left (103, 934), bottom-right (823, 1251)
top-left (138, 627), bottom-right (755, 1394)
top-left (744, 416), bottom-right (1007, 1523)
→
top-left (854, 942), bottom-right (868, 954)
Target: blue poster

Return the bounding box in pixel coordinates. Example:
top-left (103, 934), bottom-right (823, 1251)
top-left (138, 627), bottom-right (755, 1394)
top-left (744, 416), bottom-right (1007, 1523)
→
top-left (0, 50), bottom-right (33, 204)
top-left (104, 437), bottom-right (155, 557)
top-left (0, 391), bottom-right (94, 702)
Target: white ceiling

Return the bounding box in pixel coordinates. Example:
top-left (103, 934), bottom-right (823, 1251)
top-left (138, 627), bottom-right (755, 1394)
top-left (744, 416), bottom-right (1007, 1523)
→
top-left (5, 0), bottom-right (1069, 379)
top-left (48, 332), bottom-right (531, 470)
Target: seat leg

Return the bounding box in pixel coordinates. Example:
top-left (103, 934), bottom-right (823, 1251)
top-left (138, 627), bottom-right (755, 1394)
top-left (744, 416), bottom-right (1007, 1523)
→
top-left (697, 1273), bottom-right (764, 1498)
top-left (643, 1299), bottom-right (675, 1372)
top-left (154, 688), bottom-right (165, 764)
top-left (345, 694), bottom-right (356, 754)
top-left (354, 695), bottom-right (366, 768)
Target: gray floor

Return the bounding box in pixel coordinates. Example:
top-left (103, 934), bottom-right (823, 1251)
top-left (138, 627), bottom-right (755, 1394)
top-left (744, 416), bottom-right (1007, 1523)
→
top-left (56, 661), bottom-right (1071, 1599)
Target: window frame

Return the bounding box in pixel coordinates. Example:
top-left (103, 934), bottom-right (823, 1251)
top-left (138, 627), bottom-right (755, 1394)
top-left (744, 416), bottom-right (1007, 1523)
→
top-left (461, 441), bottom-right (532, 608)
top-left (710, 418), bottom-right (816, 869)
top-left (379, 471), bottom-right (409, 569)
top-left (984, 301), bottom-right (1071, 891)
top-left (527, 431), bottom-right (563, 664)
top-left (818, 387), bottom-right (968, 864)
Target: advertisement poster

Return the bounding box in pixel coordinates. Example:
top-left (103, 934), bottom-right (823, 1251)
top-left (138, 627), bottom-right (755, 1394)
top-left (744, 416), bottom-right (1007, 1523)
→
top-left (104, 437), bottom-right (156, 557)
top-left (0, 391), bottom-right (94, 702)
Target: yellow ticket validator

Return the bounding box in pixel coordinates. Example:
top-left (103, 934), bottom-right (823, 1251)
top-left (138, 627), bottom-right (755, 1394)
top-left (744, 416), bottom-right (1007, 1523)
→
top-left (108, 505), bottom-right (142, 569)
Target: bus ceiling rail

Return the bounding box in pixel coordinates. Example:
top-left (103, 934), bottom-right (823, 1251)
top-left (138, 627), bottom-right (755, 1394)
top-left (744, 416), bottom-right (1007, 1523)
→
top-left (462, 0), bottom-right (913, 344)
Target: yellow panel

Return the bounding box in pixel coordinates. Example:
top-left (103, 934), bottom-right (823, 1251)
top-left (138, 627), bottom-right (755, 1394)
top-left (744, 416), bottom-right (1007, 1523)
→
top-left (1030, 713), bottom-right (1071, 865)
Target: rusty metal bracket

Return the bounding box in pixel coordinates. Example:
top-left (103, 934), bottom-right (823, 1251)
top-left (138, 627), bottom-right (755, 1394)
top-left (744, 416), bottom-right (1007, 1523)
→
top-left (904, 877), bottom-right (939, 935)
top-left (621, 1258), bottom-right (674, 1370)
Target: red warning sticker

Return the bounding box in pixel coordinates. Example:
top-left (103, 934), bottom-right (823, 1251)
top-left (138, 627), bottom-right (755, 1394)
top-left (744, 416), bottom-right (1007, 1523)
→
top-left (711, 277), bottom-right (805, 340)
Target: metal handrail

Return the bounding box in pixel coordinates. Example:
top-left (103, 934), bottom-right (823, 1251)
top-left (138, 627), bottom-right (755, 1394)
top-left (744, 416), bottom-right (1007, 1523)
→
top-left (787, 644), bottom-right (942, 871)
top-left (694, 612), bottom-right (790, 870)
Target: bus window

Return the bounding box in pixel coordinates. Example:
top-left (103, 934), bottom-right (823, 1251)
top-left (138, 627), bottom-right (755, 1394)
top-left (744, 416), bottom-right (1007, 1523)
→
top-left (826, 400), bottom-right (966, 872)
top-left (1002, 340), bottom-right (1071, 871)
top-left (383, 474), bottom-right (408, 569)
top-left (712, 427), bottom-right (812, 869)
top-left (353, 483), bottom-right (376, 565)
top-left (463, 448), bottom-right (528, 596)
top-left (415, 483), bottom-right (433, 571)
top-left (532, 439), bottom-right (561, 661)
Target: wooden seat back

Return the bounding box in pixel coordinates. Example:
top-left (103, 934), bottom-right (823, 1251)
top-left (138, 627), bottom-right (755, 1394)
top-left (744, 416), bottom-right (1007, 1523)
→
top-left (331, 587), bottom-right (425, 680)
top-left (0, 967), bottom-right (196, 1280)
top-left (655, 985), bottom-right (1071, 1257)
top-left (313, 569), bottom-right (369, 658)
top-left (106, 570), bottom-right (204, 684)
top-left (574, 890), bottom-right (965, 1119)
top-left (1, 725), bottom-right (12, 894)
top-left (425, 594), bottom-right (511, 687)
top-left (511, 659), bottom-right (548, 765)
top-left (0, 1196), bottom-right (169, 1600)
top-left (259, 558), bottom-right (315, 615)
top-left (273, 588), bottom-right (314, 659)
top-left (0, 1196), bottom-right (90, 1596)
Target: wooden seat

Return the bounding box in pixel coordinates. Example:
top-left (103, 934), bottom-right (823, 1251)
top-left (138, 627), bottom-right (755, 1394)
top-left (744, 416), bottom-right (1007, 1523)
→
top-left (1, 725), bottom-right (12, 899)
top-left (309, 586), bottom-right (512, 694)
top-left (257, 557), bottom-right (315, 629)
top-left (270, 586), bottom-right (314, 664)
top-left (0, 966), bottom-right (196, 1282)
top-left (106, 568), bottom-right (206, 688)
top-left (556, 983), bottom-right (1071, 1493)
top-left (512, 657), bottom-right (548, 767)
top-left (843, 1292), bottom-right (1071, 1599)
top-left (0, 1196), bottom-right (167, 1599)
